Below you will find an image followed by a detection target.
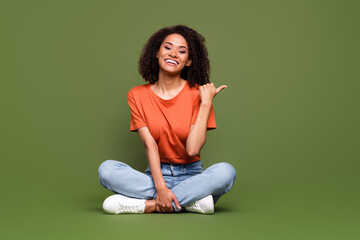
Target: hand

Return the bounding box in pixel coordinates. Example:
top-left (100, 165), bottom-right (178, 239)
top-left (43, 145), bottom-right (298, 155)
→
top-left (155, 187), bottom-right (181, 213)
top-left (199, 83), bottom-right (227, 105)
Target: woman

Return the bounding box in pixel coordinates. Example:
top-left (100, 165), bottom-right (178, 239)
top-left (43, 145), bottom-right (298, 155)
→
top-left (98, 25), bottom-right (236, 214)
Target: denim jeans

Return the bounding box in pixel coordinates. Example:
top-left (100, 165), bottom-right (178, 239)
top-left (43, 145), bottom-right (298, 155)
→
top-left (98, 160), bottom-right (236, 212)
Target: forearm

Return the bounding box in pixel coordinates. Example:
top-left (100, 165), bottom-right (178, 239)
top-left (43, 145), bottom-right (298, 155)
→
top-left (186, 102), bottom-right (212, 156)
top-left (145, 144), bottom-right (167, 190)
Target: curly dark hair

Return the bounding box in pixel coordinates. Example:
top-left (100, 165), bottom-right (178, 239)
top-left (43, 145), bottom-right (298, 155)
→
top-left (138, 25), bottom-right (210, 87)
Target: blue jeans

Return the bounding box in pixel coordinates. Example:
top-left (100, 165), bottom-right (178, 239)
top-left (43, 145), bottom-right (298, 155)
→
top-left (98, 160), bottom-right (236, 212)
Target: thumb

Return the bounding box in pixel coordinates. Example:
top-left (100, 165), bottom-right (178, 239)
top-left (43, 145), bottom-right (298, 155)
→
top-left (215, 85), bottom-right (228, 95)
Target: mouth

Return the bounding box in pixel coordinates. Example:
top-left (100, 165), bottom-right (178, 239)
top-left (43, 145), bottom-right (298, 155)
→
top-left (165, 59), bottom-right (178, 65)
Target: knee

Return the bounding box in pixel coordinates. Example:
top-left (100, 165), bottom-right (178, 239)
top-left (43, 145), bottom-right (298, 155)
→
top-left (212, 162), bottom-right (236, 189)
top-left (98, 160), bottom-right (117, 183)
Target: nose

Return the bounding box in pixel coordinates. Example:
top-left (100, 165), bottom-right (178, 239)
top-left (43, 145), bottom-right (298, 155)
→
top-left (169, 48), bottom-right (178, 58)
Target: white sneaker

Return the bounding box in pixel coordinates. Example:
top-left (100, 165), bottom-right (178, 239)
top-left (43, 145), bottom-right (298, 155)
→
top-left (185, 195), bottom-right (214, 214)
top-left (102, 194), bottom-right (146, 214)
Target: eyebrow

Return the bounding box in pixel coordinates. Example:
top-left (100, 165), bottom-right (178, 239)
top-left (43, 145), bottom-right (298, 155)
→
top-left (164, 42), bottom-right (188, 49)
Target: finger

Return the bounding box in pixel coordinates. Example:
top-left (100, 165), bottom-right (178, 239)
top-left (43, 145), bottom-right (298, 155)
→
top-left (162, 204), bottom-right (171, 213)
top-left (215, 85), bottom-right (227, 95)
top-left (173, 196), bottom-right (181, 210)
top-left (158, 204), bottom-right (163, 212)
top-left (157, 203), bottom-right (163, 212)
top-left (167, 205), bottom-right (174, 212)
top-left (160, 206), bottom-right (166, 213)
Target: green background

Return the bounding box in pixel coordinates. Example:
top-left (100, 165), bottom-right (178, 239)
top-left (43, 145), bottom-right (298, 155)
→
top-left (1, 0), bottom-right (359, 239)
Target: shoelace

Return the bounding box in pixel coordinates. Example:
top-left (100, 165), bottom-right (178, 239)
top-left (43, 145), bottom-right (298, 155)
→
top-left (115, 201), bottom-right (143, 214)
top-left (186, 201), bottom-right (199, 210)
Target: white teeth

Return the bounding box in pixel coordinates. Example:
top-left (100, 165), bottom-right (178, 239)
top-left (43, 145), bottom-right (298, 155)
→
top-left (165, 59), bottom-right (177, 65)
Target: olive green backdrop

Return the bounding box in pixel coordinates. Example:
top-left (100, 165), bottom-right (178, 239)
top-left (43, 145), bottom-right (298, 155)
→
top-left (1, 0), bottom-right (359, 239)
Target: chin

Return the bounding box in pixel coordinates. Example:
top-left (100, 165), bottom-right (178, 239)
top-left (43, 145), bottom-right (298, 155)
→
top-left (160, 66), bottom-right (183, 75)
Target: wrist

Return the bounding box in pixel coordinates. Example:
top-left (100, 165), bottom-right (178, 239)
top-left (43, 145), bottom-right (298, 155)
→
top-left (155, 182), bottom-right (168, 192)
top-left (200, 101), bottom-right (212, 108)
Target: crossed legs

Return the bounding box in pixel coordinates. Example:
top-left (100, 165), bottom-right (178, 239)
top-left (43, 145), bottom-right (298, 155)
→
top-left (98, 160), bottom-right (236, 213)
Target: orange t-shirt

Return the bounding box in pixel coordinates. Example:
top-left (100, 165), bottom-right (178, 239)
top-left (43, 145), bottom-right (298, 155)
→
top-left (127, 81), bottom-right (216, 164)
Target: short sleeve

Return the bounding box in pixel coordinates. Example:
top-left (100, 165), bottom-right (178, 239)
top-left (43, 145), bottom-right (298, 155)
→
top-left (191, 95), bottom-right (217, 130)
top-left (127, 90), bottom-right (147, 132)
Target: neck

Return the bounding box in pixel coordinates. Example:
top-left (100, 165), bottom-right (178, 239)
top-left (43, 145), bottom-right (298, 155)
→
top-left (155, 71), bottom-right (185, 92)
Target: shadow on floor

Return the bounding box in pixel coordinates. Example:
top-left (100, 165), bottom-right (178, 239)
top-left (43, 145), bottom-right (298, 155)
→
top-left (84, 192), bottom-right (239, 214)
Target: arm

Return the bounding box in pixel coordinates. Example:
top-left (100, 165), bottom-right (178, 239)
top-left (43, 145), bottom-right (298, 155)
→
top-left (137, 127), bottom-right (181, 212)
top-left (186, 83), bottom-right (227, 156)
top-left (186, 103), bottom-right (211, 156)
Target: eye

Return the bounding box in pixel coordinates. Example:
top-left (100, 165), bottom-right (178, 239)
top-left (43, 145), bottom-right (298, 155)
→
top-left (179, 51), bottom-right (186, 54)
top-left (164, 46), bottom-right (171, 50)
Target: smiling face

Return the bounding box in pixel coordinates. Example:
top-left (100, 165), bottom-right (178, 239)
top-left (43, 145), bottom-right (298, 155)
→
top-left (156, 34), bottom-right (192, 76)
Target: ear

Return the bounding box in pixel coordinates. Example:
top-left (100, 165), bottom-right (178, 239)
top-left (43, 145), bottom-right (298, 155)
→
top-left (186, 59), bottom-right (192, 67)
